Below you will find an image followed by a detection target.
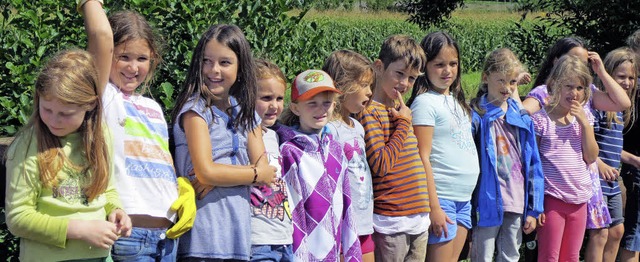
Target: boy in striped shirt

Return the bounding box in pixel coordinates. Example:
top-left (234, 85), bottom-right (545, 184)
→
top-left (357, 35), bottom-right (431, 261)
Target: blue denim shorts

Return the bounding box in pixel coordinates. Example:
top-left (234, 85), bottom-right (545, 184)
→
top-left (427, 198), bottom-right (472, 245)
top-left (250, 245), bottom-right (293, 262)
top-left (605, 193), bottom-right (624, 227)
top-left (111, 227), bottom-right (177, 262)
top-left (622, 166), bottom-right (640, 252)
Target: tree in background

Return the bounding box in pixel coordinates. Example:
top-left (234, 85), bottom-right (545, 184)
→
top-left (401, 0), bottom-right (464, 28)
top-left (516, 0), bottom-right (640, 55)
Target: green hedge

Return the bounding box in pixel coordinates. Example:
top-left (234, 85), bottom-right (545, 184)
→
top-left (1, 1), bottom-right (565, 259)
top-left (1, 0), bottom-right (560, 138)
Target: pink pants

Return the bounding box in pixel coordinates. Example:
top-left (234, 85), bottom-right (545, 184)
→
top-left (537, 196), bottom-right (587, 262)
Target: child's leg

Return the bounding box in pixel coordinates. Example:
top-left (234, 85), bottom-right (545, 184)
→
top-left (452, 201), bottom-right (472, 261)
top-left (426, 199), bottom-right (459, 262)
top-left (470, 225), bottom-right (499, 262)
top-left (372, 232), bottom-right (410, 262)
top-left (558, 202), bottom-right (587, 261)
top-left (586, 228), bottom-right (608, 262)
top-left (537, 197), bottom-right (567, 262)
top-left (604, 193), bottom-right (625, 262)
top-left (405, 230), bottom-right (429, 261)
top-left (495, 212), bottom-right (522, 262)
top-left (450, 225), bottom-right (468, 262)
top-left (359, 235), bottom-right (375, 262)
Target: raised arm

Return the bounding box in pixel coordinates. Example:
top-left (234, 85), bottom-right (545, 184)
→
top-left (81, 0), bottom-right (113, 96)
top-left (590, 51), bottom-right (631, 111)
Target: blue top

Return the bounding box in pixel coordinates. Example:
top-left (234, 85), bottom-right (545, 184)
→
top-left (471, 96), bottom-right (545, 227)
top-left (592, 109), bottom-right (623, 196)
top-left (410, 91), bottom-right (479, 201)
top-left (172, 96), bottom-right (252, 260)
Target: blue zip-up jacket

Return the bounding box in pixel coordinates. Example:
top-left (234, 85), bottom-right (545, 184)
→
top-left (471, 96), bottom-right (544, 227)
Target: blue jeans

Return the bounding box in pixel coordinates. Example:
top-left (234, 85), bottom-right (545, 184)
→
top-left (250, 245), bottom-right (293, 262)
top-left (111, 227), bottom-right (177, 262)
top-left (471, 212), bottom-right (522, 262)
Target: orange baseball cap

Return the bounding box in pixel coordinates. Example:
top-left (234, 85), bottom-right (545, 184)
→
top-left (291, 70), bottom-right (342, 102)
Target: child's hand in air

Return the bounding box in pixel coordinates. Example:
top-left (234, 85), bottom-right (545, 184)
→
top-left (108, 208), bottom-right (132, 237)
top-left (523, 215), bottom-right (537, 234)
top-left (390, 90), bottom-right (412, 121)
top-left (67, 219), bottom-right (119, 249)
top-left (428, 207), bottom-right (454, 238)
top-left (517, 72), bottom-right (532, 86)
top-left (588, 51), bottom-right (607, 77)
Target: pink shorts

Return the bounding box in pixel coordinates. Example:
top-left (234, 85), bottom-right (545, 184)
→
top-left (360, 234), bottom-right (375, 253)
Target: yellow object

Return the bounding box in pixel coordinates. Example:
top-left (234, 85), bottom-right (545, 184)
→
top-left (166, 177), bottom-right (197, 239)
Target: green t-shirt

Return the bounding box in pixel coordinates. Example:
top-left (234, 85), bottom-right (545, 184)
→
top-left (5, 128), bottom-right (121, 262)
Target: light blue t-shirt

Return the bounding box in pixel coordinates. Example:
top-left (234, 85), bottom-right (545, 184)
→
top-left (410, 91), bottom-right (480, 201)
top-left (173, 96), bottom-right (252, 260)
top-left (327, 118), bottom-right (375, 236)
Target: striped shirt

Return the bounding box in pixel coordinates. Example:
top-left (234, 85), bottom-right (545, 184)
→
top-left (592, 110), bottom-right (624, 196)
top-left (532, 109), bottom-right (593, 204)
top-left (357, 101), bottom-right (430, 217)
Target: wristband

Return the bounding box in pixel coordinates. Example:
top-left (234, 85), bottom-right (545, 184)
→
top-left (251, 166), bottom-right (258, 184)
top-left (77, 0), bottom-right (104, 13)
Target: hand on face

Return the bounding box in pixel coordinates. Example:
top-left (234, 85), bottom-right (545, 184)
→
top-left (569, 99), bottom-right (588, 124)
top-left (389, 90), bottom-right (412, 120)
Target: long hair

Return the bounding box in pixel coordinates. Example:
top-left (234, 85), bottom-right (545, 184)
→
top-left (546, 55), bottom-right (593, 109)
top-left (9, 49), bottom-right (109, 202)
top-left (594, 47), bottom-right (638, 127)
top-left (408, 31), bottom-right (471, 118)
top-left (171, 24), bottom-right (257, 131)
top-left (108, 10), bottom-right (162, 94)
top-left (533, 37), bottom-right (587, 88)
top-left (470, 48), bottom-right (525, 116)
top-left (322, 50), bottom-right (374, 121)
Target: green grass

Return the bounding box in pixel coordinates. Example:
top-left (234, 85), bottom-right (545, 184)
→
top-left (290, 1), bottom-right (539, 102)
top-left (462, 71), bottom-right (482, 98)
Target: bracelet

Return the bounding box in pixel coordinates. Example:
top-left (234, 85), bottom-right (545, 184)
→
top-left (251, 166), bottom-right (258, 184)
top-left (76, 0), bottom-right (104, 13)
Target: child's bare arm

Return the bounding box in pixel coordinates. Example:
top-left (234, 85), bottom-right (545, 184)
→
top-left (182, 112), bottom-right (275, 187)
top-left (414, 125), bottom-right (452, 238)
top-left (359, 109), bottom-right (410, 177)
top-left (622, 150), bottom-right (640, 169)
top-left (590, 51), bottom-right (631, 111)
top-left (81, 0), bottom-right (112, 96)
top-left (572, 102), bottom-right (598, 164)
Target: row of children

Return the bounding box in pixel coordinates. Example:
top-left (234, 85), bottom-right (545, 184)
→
top-left (4, 0), bottom-right (640, 261)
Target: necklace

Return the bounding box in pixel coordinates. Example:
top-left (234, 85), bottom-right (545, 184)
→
top-left (443, 94), bottom-right (465, 126)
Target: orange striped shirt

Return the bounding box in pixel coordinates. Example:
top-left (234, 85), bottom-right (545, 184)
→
top-left (357, 101), bottom-right (430, 216)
